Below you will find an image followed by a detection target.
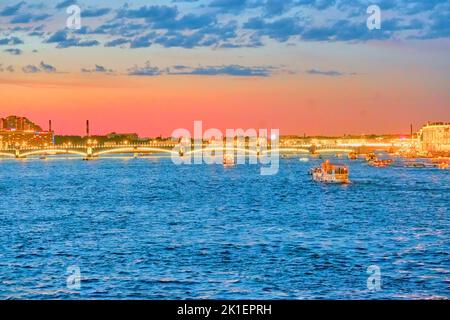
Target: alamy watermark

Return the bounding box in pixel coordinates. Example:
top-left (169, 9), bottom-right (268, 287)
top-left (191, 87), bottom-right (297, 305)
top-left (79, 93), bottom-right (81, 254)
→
top-left (367, 5), bottom-right (381, 30)
top-left (66, 5), bottom-right (81, 30)
top-left (65, 4), bottom-right (381, 33)
top-left (66, 265), bottom-right (81, 290)
top-left (170, 121), bottom-right (280, 176)
top-left (367, 265), bottom-right (382, 291)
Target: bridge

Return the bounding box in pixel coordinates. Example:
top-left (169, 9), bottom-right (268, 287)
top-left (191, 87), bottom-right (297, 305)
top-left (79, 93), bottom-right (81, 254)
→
top-left (0, 142), bottom-right (399, 160)
top-left (0, 119), bottom-right (404, 160)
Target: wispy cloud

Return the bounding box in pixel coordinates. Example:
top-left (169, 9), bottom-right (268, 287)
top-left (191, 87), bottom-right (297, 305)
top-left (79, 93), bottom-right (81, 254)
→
top-left (22, 61), bottom-right (58, 73)
top-left (0, 64), bottom-right (15, 72)
top-left (0, 36), bottom-right (24, 46)
top-left (104, 38), bottom-right (130, 47)
top-left (127, 61), bottom-right (162, 76)
top-left (81, 64), bottom-right (115, 74)
top-left (22, 65), bottom-right (41, 73)
top-left (10, 13), bottom-right (51, 24)
top-left (127, 62), bottom-right (279, 77)
top-left (83, 7), bottom-right (111, 18)
top-left (45, 30), bottom-right (100, 48)
top-left (0, 1), bottom-right (26, 16)
top-left (55, 0), bottom-right (77, 10)
top-left (40, 61), bottom-right (57, 72)
top-left (168, 64), bottom-right (275, 77)
top-left (4, 48), bottom-right (22, 55)
top-left (306, 69), bottom-right (350, 77)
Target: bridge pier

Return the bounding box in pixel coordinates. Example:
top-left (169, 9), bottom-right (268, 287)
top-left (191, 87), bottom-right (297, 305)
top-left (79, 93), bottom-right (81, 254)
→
top-left (83, 147), bottom-right (96, 161)
top-left (14, 149), bottom-right (25, 159)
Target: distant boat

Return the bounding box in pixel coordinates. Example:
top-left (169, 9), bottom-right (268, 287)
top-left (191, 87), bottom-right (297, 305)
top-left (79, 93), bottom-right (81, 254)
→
top-left (369, 159), bottom-right (393, 168)
top-left (299, 157), bottom-right (309, 162)
top-left (365, 153), bottom-right (376, 162)
top-left (311, 160), bottom-right (350, 184)
top-left (348, 152), bottom-right (358, 160)
top-left (431, 158), bottom-right (450, 169)
top-left (404, 162), bottom-right (426, 168)
top-left (438, 162), bottom-right (449, 169)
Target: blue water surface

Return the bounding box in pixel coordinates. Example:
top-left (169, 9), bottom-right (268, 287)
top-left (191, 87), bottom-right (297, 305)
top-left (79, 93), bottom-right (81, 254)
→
top-left (0, 156), bottom-right (448, 299)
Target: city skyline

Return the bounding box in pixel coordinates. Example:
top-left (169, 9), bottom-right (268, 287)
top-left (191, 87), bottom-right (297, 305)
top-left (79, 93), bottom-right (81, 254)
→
top-left (0, 114), bottom-right (441, 138)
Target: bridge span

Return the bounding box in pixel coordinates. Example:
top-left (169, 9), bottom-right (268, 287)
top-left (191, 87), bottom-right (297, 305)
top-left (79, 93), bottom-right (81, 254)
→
top-left (0, 143), bottom-right (398, 160)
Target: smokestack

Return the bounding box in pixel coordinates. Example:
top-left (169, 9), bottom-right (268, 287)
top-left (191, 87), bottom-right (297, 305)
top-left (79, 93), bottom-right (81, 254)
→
top-left (86, 120), bottom-right (90, 137)
top-left (410, 124), bottom-right (413, 138)
top-left (49, 120), bottom-right (52, 132)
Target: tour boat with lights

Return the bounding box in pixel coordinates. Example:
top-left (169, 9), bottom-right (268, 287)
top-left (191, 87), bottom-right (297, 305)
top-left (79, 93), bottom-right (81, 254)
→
top-left (311, 161), bottom-right (350, 184)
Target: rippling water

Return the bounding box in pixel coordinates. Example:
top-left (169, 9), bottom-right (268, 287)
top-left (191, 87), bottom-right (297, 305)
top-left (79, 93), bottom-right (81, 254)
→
top-left (0, 155), bottom-right (448, 299)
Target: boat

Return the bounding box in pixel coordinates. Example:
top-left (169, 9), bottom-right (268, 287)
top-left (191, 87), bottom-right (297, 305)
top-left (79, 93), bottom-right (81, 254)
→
top-left (311, 160), bottom-right (350, 184)
top-left (365, 153), bottom-right (376, 162)
top-left (133, 153), bottom-right (145, 158)
top-left (369, 159), bottom-right (393, 167)
top-left (299, 157), bottom-right (309, 162)
top-left (438, 162), bottom-right (449, 169)
top-left (404, 162), bottom-right (426, 168)
top-left (348, 152), bottom-right (358, 160)
top-left (431, 158), bottom-right (449, 169)
top-left (223, 154), bottom-right (235, 167)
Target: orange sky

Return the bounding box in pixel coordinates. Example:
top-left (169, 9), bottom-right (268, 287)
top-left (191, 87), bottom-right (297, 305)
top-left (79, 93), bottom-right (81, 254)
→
top-left (1, 69), bottom-right (449, 137)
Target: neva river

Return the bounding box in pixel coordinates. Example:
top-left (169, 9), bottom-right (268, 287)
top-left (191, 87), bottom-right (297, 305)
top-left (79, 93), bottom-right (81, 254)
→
top-left (0, 156), bottom-right (448, 300)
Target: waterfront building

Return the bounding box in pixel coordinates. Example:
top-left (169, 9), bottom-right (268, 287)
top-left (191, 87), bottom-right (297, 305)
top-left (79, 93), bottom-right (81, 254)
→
top-left (0, 116), bottom-right (53, 149)
top-left (417, 122), bottom-right (450, 155)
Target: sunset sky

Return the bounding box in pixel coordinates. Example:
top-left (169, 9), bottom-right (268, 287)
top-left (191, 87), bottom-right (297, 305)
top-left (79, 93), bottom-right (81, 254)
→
top-left (0, 0), bottom-right (449, 136)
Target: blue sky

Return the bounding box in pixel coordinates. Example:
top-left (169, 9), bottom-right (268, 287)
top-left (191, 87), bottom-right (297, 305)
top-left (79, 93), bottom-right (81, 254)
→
top-left (0, 0), bottom-right (449, 76)
top-left (1, 0), bottom-right (449, 53)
